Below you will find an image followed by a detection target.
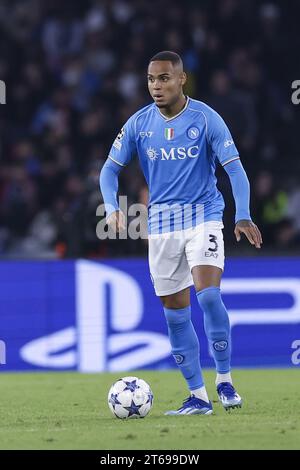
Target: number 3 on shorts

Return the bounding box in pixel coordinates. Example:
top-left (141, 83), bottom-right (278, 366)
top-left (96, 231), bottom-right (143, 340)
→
top-left (208, 234), bottom-right (218, 252)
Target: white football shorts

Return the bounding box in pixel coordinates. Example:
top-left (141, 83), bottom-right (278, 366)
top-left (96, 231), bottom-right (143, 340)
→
top-left (148, 221), bottom-right (224, 296)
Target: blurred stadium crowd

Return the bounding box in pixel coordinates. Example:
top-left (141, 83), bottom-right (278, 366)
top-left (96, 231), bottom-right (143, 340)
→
top-left (0, 0), bottom-right (299, 258)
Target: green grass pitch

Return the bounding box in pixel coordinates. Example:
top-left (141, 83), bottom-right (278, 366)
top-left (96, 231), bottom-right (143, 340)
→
top-left (0, 369), bottom-right (299, 450)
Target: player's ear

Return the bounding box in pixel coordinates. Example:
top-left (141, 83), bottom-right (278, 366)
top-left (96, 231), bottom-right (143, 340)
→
top-left (180, 72), bottom-right (187, 86)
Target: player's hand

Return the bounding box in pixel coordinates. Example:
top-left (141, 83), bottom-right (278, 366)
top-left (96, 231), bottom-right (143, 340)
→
top-left (234, 220), bottom-right (263, 249)
top-left (106, 210), bottom-right (126, 233)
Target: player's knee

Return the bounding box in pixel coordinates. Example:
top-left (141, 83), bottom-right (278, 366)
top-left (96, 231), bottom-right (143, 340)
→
top-left (160, 288), bottom-right (190, 310)
top-left (161, 299), bottom-right (186, 309)
top-left (196, 286), bottom-right (222, 311)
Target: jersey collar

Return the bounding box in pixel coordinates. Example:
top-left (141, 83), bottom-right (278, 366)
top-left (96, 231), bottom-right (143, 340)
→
top-left (156, 96), bottom-right (190, 122)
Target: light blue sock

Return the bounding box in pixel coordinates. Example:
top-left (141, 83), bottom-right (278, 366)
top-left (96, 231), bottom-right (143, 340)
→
top-left (196, 286), bottom-right (231, 374)
top-left (164, 305), bottom-right (204, 390)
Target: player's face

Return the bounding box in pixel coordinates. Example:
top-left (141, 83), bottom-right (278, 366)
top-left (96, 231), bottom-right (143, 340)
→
top-left (147, 61), bottom-right (186, 108)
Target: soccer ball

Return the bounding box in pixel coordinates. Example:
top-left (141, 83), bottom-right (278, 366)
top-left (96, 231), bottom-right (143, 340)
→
top-left (108, 376), bottom-right (153, 419)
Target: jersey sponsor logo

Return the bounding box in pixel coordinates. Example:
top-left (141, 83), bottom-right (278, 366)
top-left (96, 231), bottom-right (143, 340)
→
top-left (146, 145), bottom-right (200, 161)
top-left (139, 131), bottom-right (154, 138)
top-left (173, 354), bottom-right (184, 364)
top-left (161, 145), bottom-right (200, 160)
top-left (187, 126), bottom-right (200, 139)
top-left (164, 128), bottom-right (174, 140)
top-left (224, 139), bottom-right (234, 148)
top-left (213, 340), bottom-right (228, 352)
top-left (147, 146), bottom-right (159, 161)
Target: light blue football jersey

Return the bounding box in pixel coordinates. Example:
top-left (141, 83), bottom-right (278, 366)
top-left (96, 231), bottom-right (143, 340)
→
top-left (108, 97), bottom-right (239, 233)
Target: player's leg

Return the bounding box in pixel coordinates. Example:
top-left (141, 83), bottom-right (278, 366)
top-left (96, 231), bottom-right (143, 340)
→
top-left (160, 288), bottom-right (212, 415)
top-left (148, 232), bottom-right (212, 415)
top-left (192, 265), bottom-right (242, 410)
top-left (186, 222), bottom-right (242, 410)
top-left (192, 265), bottom-right (232, 380)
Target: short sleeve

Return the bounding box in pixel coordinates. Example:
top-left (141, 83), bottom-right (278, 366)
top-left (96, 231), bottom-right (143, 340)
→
top-left (206, 109), bottom-right (239, 166)
top-left (108, 115), bottom-right (136, 167)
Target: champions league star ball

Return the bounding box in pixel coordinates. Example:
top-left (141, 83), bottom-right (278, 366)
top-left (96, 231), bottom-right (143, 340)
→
top-left (108, 376), bottom-right (153, 419)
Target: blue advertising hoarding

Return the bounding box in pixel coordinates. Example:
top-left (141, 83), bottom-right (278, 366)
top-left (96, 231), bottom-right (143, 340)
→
top-left (0, 258), bottom-right (300, 371)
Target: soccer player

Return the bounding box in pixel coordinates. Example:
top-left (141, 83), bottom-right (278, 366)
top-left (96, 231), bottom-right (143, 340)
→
top-left (100, 51), bottom-right (262, 415)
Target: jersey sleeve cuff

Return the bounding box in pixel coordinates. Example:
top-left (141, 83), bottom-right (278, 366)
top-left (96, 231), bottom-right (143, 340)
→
top-left (235, 214), bottom-right (252, 224)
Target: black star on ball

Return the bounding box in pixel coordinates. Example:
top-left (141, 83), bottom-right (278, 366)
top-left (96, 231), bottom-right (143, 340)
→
top-left (124, 400), bottom-right (141, 417)
top-left (123, 380), bottom-right (138, 392)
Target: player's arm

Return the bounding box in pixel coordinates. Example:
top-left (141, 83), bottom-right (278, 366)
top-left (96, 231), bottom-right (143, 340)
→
top-left (99, 119), bottom-right (136, 233)
top-left (99, 158), bottom-right (125, 232)
top-left (223, 158), bottom-right (262, 249)
top-left (206, 108), bottom-right (262, 249)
